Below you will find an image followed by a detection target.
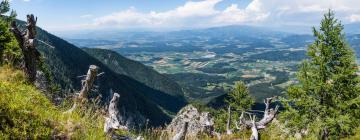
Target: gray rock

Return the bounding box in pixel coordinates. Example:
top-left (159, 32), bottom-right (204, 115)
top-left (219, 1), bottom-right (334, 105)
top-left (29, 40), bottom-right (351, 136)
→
top-left (167, 105), bottom-right (214, 137)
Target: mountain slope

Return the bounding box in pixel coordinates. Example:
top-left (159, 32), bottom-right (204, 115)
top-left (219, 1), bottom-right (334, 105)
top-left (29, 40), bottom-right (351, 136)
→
top-left (0, 66), bottom-right (106, 139)
top-left (33, 26), bottom-right (186, 126)
top-left (82, 48), bottom-right (187, 112)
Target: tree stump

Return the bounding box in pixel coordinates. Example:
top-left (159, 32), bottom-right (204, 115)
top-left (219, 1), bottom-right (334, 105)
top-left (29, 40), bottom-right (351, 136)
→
top-left (104, 92), bottom-right (128, 134)
top-left (10, 14), bottom-right (40, 83)
top-left (78, 65), bottom-right (98, 100)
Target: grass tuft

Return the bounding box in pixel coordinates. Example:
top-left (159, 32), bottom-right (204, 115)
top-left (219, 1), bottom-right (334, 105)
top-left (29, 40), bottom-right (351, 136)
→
top-left (0, 66), bottom-right (108, 139)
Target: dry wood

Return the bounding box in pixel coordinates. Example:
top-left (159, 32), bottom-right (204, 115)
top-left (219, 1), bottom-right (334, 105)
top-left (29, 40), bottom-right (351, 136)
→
top-left (104, 91), bottom-right (128, 134)
top-left (226, 105), bottom-right (233, 135)
top-left (235, 97), bottom-right (279, 140)
top-left (10, 14), bottom-right (40, 83)
top-left (78, 65), bottom-right (98, 100)
top-left (238, 97), bottom-right (279, 129)
top-left (250, 115), bottom-right (258, 140)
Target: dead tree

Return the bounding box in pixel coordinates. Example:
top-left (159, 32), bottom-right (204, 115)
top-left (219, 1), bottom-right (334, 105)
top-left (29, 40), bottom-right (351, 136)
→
top-left (104, 92), bottom-right (128, 134)
top-left (226, 105), bottom-right (233, 135)
top-left (236, 97), bottom-right (279, 140)
top-left (78, 65), bottom-right (98, 100)
top-left (64, 65), bottom-right (101, 114)
top-left (10, 14), bottom-right (40, 83)
top-left (172, 122), bottom-right (189, 140)
top-left (250, 115), bottom-right (258, 140)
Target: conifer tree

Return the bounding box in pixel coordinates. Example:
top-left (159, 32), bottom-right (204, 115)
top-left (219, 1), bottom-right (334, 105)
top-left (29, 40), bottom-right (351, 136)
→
top-left (281, 10), bottom-right (360, 139)
top-left (0, 0), bottom-right (18, 64)
top-left (213, 81), bottom-right (254, 133)
top-left (225, 81), bottom-right (254, 111)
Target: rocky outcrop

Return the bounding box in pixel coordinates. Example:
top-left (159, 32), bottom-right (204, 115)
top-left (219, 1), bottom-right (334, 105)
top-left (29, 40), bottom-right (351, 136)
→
top-left (35, 70), bottom-right (49, 93)
top-left (166, 105), bottom-right (214, 137)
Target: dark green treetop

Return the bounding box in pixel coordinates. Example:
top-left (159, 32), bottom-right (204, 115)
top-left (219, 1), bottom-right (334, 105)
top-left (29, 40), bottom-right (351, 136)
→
top-left (0, 0), bottom-right (19, 65)
top-left (225, 81), bottom-right (254, 111)
top-left (281, 10), bottom-right (360, 139)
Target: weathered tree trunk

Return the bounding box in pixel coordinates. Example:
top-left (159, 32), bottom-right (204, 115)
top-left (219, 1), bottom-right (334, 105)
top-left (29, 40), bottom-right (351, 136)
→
top-left (226, 105), bottom-right (233, 135)
top-left (237, 97), bottom-right (279, 140)
top-left (239, 97), bottom-right (279, 129)
top-left (104, 91), bottom-right (128, 134)
top-left (78, 65), bottom-right (98, 100)
top-left (64, 65), bottom-right (100, 114)
top-left (250, 115), bottom-right (258, 140)
top-left (10, 14), bottom-right (40, 83)
top-left (256, 97), bottom-right (279, 127)
top-left (172, 122), bottom-right (189, 140)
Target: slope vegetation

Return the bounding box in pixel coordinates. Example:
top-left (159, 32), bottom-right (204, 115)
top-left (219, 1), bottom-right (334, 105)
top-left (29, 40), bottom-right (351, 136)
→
top-left (33, 26), bottom-right (185, 126)
top-left (83, 48), bottom-right (187, 112)
top-left (0, 66), bottom-right (106, 139)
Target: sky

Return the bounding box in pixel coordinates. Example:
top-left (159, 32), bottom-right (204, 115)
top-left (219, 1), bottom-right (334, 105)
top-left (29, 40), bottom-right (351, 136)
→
top-left (7, 0), bottom-right (360, 34)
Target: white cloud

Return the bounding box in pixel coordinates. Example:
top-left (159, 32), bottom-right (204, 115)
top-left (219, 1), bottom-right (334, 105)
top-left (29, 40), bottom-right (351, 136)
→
top-left (348, 14), bottom-right (360, 22)
top-left (54, 0), bottom-right (360, 31)
top-left (91, 0), bottom-right (272, 29)
top-left (212, 0), bottom-right (270, 26)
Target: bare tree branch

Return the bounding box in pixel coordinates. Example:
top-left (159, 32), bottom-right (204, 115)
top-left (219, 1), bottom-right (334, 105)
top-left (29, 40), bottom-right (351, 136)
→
top-left (238, 97), bottom-right (279, 129)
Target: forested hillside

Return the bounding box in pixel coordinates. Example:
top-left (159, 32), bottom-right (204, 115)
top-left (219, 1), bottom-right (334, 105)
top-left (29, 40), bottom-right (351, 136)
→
top-left (82, 48), bottom-right (187, 112)
top-left (34, 25), bottom-right (191, 126)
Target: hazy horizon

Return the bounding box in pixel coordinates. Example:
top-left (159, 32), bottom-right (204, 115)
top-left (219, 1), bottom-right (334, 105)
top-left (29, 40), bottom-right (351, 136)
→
top-left (9, 0), bottom-right (360, 35)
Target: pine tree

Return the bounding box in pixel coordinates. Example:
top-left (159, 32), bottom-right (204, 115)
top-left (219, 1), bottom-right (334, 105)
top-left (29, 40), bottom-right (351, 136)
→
top-left (213, 81), bottom-right (254, 133)
top-left (0, 0), bottom-right (19, 64)
top-left (281, 10), bottom-right (360, 139)
top-left (225, 81), bottom-right (254, 111)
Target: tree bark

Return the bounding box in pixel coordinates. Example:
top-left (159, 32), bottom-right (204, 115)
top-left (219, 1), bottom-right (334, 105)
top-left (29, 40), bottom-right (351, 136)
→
top-left (78, 65), bottom-right (98, 100)
top-left (226, 105), bottom-right (233, 135)
top-left (104, 92), bottom-right (128, 134)
top-left (239, 97), bottom-right (279, 129)
top-left (250, 115), bottom-right (258, 140)
top-left (236, 97), bottom-right (279, 140)
top-left (64, 65), bottom-right (99, 114)
top-left (10, 14), bottom-right (40, 83)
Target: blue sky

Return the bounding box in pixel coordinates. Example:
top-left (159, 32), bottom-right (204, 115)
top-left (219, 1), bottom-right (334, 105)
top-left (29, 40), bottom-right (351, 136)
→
top-left (8, 0), bottom-right (360, 33)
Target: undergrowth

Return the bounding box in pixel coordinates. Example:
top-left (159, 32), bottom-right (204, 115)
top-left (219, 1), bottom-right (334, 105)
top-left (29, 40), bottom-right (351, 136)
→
top-left (1, 66), bottom-right (359, 139)
top-left (0, 66), bottom-right (107, 139)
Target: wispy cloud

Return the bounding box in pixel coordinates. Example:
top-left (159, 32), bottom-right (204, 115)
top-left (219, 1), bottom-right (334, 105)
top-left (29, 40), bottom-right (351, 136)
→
top-left (348, 14), bottom-right (360, 22)
top-left (48, 0), bottom-right (360, 31)
top-left (89, 0), bottom-right (267, 30)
